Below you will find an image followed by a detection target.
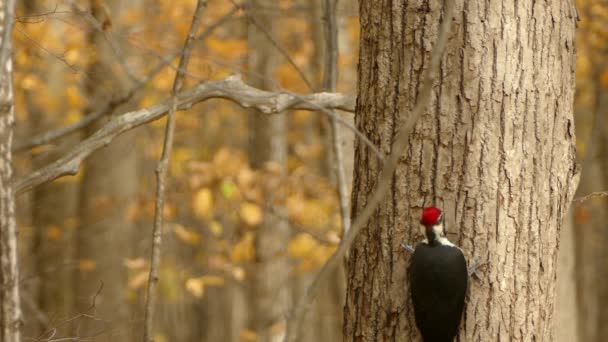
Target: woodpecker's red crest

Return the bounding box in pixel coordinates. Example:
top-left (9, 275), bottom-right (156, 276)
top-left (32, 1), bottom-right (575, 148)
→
top-left (420, 207), bottom-right (442, 226)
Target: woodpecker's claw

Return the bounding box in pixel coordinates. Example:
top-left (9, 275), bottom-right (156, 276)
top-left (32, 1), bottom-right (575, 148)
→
top-left (401, 242), bottom-right (415, 254)
top-left (467, 258), bottom-right (488, 278)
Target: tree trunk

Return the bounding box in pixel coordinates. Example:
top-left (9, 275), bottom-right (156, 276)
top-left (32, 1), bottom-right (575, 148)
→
top-left (555, 211), bottom-right (579, 342)
top-left (343, 1), bottom-right (579, 341)
top-left (75, 0), bottom-right (139, 339)
top-left (20, 0), bottom-right (79, 337)
top-left (0, 0), bottom-right (20, 340)
top-left (247, 1), bottom-right (290, 340)
top-left (594, 89), bottom-right (608, 341)
top-left (571, 58), bottom-right (608, 342)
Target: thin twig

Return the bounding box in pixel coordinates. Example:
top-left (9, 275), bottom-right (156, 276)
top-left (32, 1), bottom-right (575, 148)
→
top-left (13, 75), bottom-right (355, 195)
top-left (573, 191), bottom-right (608, 204)
top-left (142, 1), bottom-right (206, 341)
top-left (283, 0), bottom-right (456, 340)
top-left (322, 0), bottom-right (350, 234)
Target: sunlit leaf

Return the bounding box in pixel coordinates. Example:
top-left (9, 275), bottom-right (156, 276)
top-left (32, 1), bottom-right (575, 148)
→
top-left (288, 233), bottom-right (317, 258)
top-left (239, 202), bottom-right (263, 226)
top-left (209, 220), bottom-right (223, 237)
top-left (240, 329), bottom-right (257, 342)
top-left (231, 266), bottom-right (246, 282)
top-left (185, 277), bottom-right (205, 298)
top-left (231, 232), bottom-right (255, 262)
top-left (123, 257), bottom-right (147, 270)
top-left (128, 271), bottom-right (149, 290)
top-left (46, 224), bottom-right (62, 241)
top-left (173, 224), bottom-right (202, 246)
top-left (192, 188), bottom-right (213, 219)
top-left (79, 259), bottom-right (97, 272)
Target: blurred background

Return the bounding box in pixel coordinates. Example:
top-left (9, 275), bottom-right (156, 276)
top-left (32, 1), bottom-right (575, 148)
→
top-left (10, 0), bottom-right (607, 341)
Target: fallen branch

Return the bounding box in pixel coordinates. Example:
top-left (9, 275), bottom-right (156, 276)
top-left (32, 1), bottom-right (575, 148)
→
top-left (14, 75), bottom-right (355, 194)
top-left (283, 0), bottom-right (456, 340)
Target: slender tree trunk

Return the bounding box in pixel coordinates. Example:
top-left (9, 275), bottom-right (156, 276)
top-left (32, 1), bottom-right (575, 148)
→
top-left (0, 1), bottom-right (20, 341)
top-left (594, 90), bottom-right (608, 341)
top-left (572, 69), bottom-right (608, 342)
top-left (247, 1), bottom-right (290, 340)
top-left (555, 211), bottom-right (579, 342)
top-left (21, 0), bottom-right (78, 337)
top-left (75, 0), bottom-right (138, 339)
top-left (343, 1), bottom-right (579, 341)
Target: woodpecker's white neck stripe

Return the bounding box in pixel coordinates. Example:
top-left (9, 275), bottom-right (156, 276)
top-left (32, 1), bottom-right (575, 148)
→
top-left (422, 223), bottom-right (455, 247)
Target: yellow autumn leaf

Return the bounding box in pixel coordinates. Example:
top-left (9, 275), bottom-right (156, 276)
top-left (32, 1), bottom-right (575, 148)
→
top-left (64, 49), bottom-right (81, 65)
top-left (206, 38), bottom-right (247, 60)
top-left (239, 202), bottom-right (263, 226)
top-left (231, 232), bottom-right (255, 262)
top-left (209, 220), bottom-right (223, 237)
top-left (128, 271), bottom-right (149, 290)
top-left (240, 329), bottom-right (257, 342)
top-left (46, 224), bottom-right (62, 241)
top-left (66, 85), bottom-right (84, 109)
top-left (154, 334), bottom-right (168, 342)
top-left (63, 109), bottom-right (81, 125)
top-left (231, 266), bottom-right (246, 282)
top-left (79, 259), bottom-right (97, 272)
top-left (21, 74), bottom-right (40, 90)
top-left (288, 233), bottom-right (317, 258)
top-left (139, 94), bottom-right (158, 108)
top-left (199, 275), bottom-right (225, 286)
top-left (237, 168), bottom-right (255, 190)
top-left (192, 188), bottom-right (213, 219)
top-left (173, 224), bottom-right (201, 246)
top-left (123, 257), bottom-right (147, 270)
top-left (185, 277), bottom-right (205, 298)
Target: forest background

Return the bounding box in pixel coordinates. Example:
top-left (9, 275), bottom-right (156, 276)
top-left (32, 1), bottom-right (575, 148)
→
top-left (2, 0), bottom-right (607, 341)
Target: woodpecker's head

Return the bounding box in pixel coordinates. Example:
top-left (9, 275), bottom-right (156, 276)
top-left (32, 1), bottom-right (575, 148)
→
top-left (420, 206), bottom-right (446, 245)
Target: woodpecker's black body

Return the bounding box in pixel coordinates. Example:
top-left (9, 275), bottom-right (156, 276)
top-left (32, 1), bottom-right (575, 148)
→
top-left (409, 207), bottom-right (468, 342)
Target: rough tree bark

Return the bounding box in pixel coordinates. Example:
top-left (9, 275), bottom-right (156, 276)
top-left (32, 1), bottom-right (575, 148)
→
top-left (0, 0), bottom-right (20, 341)
top-left (247, 1), bottom-right (290, 340)
top-left (75, 0), bottom-right (139, 339)
top-left (343, 1), bottom-right (579, 341)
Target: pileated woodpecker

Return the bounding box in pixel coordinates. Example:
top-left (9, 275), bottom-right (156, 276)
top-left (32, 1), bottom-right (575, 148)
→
top-left (409, 207), bottom-right (468, 342)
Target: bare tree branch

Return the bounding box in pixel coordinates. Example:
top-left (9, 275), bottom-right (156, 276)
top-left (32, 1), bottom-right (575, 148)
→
top-left (14, 75), bottom-right (354, 194)
top-left (283, 0), bottom-right (456, 340)
top-left (142, 1), bottom-right (207, 341)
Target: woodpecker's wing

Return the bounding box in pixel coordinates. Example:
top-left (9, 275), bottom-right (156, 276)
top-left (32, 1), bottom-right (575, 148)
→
top-left (410, 243), bottom-right (468, 342)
